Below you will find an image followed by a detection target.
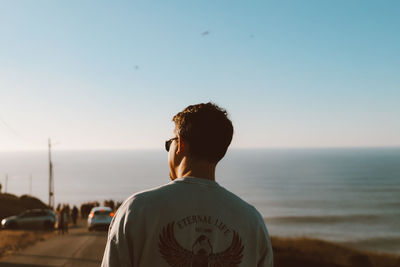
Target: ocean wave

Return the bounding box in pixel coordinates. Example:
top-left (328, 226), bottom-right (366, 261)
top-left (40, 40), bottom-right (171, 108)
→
top-left (264, 214), bottom-right (393, 224)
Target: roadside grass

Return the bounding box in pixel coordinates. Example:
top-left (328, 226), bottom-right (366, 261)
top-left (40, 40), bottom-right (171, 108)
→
top-left (0, 230), bottom-right (54, 259)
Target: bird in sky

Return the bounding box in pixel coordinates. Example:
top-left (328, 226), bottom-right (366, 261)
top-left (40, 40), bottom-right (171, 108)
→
top-left (201, 31), bottom-right (210, 36)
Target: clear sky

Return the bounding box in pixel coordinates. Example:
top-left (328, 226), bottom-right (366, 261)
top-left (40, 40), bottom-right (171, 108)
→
top-left (0, 0), bottom-right (399, 150)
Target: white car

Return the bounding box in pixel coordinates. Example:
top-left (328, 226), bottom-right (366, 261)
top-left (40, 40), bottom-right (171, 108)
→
top-left (87, 207), bottom-right (114, 231)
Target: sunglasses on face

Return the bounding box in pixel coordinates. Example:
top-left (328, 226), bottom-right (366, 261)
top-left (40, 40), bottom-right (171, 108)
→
top-left (165, 137), bottom-right (178, 152)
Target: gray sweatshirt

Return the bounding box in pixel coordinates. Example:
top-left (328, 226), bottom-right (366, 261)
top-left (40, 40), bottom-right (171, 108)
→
top-left (101, 177), bottom-right (273, 267)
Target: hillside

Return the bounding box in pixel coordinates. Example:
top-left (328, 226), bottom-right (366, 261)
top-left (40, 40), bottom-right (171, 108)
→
top-left (272, 237), bottom-right (400, 267)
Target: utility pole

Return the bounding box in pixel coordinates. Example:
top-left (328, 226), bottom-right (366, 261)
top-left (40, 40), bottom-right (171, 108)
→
top-left (29, 174), bottom-right (32, 196)
top-left (48, 138), bottom-right (54, 208)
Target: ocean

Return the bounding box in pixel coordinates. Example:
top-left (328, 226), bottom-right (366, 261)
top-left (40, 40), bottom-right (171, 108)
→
top-left (1, 148), bottom-right (399, 254)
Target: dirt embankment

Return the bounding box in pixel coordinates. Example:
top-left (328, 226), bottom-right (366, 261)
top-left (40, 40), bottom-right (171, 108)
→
top-left (272, 236), bottom-right (400, 267)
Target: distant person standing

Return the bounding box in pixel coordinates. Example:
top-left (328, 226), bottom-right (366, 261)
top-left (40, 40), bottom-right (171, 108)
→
top-left (102, 103), bottom-right (273, 266)
top-left (58, 207), bottom-right (64, 235)
top-left (72, 206), bottom-right (79, 226)
top-left (63, 205), bottom-right (69, 233)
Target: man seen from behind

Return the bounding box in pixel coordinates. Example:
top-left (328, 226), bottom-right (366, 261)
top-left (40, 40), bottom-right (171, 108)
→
top-left (101, 102), bottom-right (273, 266)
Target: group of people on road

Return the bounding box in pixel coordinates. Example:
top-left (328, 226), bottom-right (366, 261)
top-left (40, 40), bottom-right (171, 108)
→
top-left (55, 201), bottom-right (119, 235)
top-left (56, 204), bottom-right (79, 234)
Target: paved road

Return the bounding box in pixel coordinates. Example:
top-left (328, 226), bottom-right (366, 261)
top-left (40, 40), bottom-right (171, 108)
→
top-left (0, 221), bottom-right (108, 267)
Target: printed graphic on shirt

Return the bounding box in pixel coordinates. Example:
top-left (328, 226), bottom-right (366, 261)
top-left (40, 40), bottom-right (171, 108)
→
top-left (158, 216), bottom-right (244, 267)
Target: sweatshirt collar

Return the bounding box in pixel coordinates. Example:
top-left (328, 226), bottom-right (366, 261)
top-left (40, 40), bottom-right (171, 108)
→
top-left (172, 176), bottom-right (220, 187)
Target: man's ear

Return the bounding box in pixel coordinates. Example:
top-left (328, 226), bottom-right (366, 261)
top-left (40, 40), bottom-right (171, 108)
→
top-left (176, 136), bottom-right (188, 155)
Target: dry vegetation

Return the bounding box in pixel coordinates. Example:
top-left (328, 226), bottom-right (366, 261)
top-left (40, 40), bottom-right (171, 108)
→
top-left (272, 236), bottom-right (400, 267)
top-left (0, 230), bottom-right (54, 259)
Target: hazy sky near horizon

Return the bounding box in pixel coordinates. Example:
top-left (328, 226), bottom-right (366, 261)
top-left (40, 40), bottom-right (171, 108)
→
top-left (1, 0), bottom-right (399, 150)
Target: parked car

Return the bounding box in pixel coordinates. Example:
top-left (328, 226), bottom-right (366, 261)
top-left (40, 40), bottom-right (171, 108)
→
top-left (1, 209), bottom-right (56, 230)
top-left (87, 206), bottom-right (114, 231)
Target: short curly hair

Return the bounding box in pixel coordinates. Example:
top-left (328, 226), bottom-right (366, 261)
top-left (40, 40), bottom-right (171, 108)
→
top-left (172, 102), bottom-right (234, 163)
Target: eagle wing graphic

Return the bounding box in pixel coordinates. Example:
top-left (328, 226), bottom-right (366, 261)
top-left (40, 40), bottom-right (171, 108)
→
top-left (208, 231), bottom-right (244, 267)
top-left (158, 222), bottom-right (194, 267)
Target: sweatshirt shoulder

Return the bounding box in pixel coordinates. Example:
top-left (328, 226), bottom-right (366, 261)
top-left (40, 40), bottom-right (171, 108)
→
top-left (218, 185), bottom-right (264, 221)
top-left (117, 183), bottom-right (175, 211)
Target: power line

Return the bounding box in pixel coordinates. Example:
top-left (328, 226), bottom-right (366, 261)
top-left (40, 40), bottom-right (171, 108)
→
top-left (30, 174), bottom-right (32, 196)
top-left (48, 138), bottom-right (55, 208)
top-left (0, 114), bottom-right (20, 137)
top-left (0, 114), bottom-right (51, 146)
